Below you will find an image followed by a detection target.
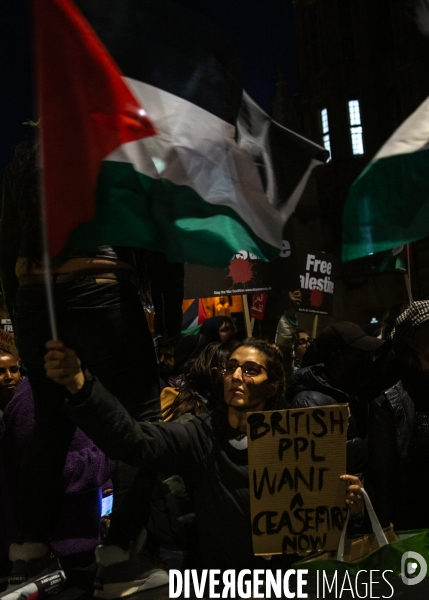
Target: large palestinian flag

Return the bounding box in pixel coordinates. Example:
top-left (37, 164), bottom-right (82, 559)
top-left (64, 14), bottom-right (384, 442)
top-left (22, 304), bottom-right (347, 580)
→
top-left (35, 0), bottom-right (328, 268)
top-left (342, 94), bottom-right (429, 262)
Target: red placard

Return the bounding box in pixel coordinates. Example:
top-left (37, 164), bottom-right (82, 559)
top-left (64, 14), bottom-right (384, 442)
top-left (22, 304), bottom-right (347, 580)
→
top-left (250, 293), bottom-right (268, 320)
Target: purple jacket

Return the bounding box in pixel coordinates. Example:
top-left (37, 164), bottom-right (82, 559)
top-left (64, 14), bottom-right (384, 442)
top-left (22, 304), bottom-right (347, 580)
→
top-left (0, 378), bottom-right (114, 558)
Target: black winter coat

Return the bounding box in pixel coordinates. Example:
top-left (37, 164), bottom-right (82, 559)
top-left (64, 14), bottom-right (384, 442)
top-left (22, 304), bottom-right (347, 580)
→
top-left (63, 377), bottom-right (293, 572)
top-left (365, 381), bottom-right (415, 529)
top-left (286, 365), bottom-right (368, 474)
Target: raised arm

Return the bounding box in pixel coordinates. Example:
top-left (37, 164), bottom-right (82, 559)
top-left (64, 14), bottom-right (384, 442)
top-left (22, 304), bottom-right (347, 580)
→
top-left (44, 341), bottom-right (210, 478)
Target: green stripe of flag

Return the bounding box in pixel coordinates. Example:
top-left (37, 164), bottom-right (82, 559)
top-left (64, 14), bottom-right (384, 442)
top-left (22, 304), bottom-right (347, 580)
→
top-left (342, 147), bottom-right (429, 262)
top-left (64, 161), bottom-right (280, 267)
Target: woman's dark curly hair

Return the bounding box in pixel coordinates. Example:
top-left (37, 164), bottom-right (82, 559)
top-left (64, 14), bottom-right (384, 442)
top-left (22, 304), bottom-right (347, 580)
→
top-left (227, 338), bottom-right (286, 410)
top-left (164, 341), bottom-right (239, 421)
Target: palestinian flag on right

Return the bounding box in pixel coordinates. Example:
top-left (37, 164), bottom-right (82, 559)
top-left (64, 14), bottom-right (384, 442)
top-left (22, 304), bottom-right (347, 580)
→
top-left (377, 244), bottom-right (413, 273)
top-left (36, 0), bottom-right (328, 268)
top-left (342, 94), bottom-right (429, 263)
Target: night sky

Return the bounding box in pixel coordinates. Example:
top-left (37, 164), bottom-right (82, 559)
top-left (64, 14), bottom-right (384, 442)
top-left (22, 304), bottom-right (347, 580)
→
top-left (177, 0), bottom-right (298, 104)
top-left (0, 0), bottom-right (297, 175)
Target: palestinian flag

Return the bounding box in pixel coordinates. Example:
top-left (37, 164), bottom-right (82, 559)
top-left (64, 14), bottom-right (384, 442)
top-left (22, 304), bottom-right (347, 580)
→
top-left (342, 94), bottom-right (429, 262)
top-left (181, 299), bottom-right (207, 331)
top-left (35, 0), bottom-right (328, 268)
top-left (377, 244), bottom-right (413, 273)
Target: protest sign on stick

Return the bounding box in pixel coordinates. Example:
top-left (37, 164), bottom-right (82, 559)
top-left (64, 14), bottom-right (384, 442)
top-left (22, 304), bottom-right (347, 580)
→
top-left (297, 251), bottom-right (337, 316)
top-left (250, 293), bottom-right (268, 321)
top-left (184, 244), bottom-right (297, 299)
top-left (242, 294), bottom-right (252, 337)
top-left (247, 405), bottom-right (348, 557)
top-left (311, 314), bottom-right (319, 339)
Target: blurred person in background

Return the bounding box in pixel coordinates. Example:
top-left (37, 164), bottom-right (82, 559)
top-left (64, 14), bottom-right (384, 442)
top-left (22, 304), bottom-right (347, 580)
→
top-left (161, 340), bottom-right (238, 420)
top-left (141, 250), bottom-right (184, 339)
top-left (293, 329), bottom-right (313, 371)
top-left (156, 337), bottom-right (176, 388)
top-left (0, 139), bottom-right (162, 588)
top-left (366, 301), bottom-right (429, 530)
top-left (0, 350), bottom-right (21, 417)
top-left (199, 316), bottom-right (236, 345)
top-left (0, 377), bottom-right (114, 584)
top-left (275, 289), bottom-right (302, 378)
top-left (287, 322), bottom-right (385, 473)
top-left (215, 296), bottom-right (231, 317)
top-left (218, 316), bottom-right (236, 343)
top-left (157, 335), bottom-right (206, 390)
top-left (379, 301), bottom-right (408, 340)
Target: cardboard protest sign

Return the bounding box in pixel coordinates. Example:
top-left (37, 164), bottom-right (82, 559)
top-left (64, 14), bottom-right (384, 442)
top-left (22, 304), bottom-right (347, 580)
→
top-left (297, 251), bottom-right (338, 316)
top-left (1, 319), bottom-right (13, 333)
top-left (247, 405), bottom-right (348, 557)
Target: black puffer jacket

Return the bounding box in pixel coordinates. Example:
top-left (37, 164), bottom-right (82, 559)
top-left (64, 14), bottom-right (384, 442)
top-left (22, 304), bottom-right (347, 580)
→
top-left (365, 381), bottom-right (415, 529)
top-left (286, 365), bottom-right (368, 474)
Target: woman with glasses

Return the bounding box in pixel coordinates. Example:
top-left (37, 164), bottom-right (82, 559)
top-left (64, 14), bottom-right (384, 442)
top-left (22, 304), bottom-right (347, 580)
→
top-left (43, 337), bottom-right (363, 596)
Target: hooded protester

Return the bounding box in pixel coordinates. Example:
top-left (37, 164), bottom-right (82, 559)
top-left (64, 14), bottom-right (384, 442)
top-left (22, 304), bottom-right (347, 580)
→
top-left (286, 322), bottom-right (385, 473)
top-left (366, 300), bottom-right (429, 530)
top-left (199, 316), bottom-right (236, 345)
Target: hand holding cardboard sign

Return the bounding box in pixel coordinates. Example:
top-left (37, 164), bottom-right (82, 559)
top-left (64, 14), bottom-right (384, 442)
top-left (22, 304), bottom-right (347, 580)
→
top-left (288, 289), bottom-right (302, 310)
top-left (341, 474), bottom-right (364, 516)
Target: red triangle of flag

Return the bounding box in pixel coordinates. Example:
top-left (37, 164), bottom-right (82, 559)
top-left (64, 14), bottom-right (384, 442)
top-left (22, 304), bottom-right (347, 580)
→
top-left (198, 299), bottom-right (208, 325)
top-left (34, 0), bottom-right (156, 257)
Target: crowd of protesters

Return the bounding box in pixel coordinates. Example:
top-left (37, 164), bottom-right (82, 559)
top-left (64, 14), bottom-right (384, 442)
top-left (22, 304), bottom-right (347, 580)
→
top-left (0, 140), bottom-right (429, 599)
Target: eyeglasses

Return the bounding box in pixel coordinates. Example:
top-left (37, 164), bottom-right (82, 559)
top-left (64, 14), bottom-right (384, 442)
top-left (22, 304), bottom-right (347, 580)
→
top-left (297, 337), bottom-right (313, 346)
top-left (222, 360), bottom-right (268, 378)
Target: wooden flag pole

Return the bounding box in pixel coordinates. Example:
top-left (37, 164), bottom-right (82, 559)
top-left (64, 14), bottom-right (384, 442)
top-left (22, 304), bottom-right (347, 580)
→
top-left (250, 317), bottom-right (255, 335)
top-left (311, 314), bottom-right (319, 340)
top-left (242, 294), bottom-right (252, 338)
top-left (39, 131), bottom-right (59, 341)
top-left (404, 274), bottom-right (412, 306)
top-left (405, 244), bottom-right (413, 305)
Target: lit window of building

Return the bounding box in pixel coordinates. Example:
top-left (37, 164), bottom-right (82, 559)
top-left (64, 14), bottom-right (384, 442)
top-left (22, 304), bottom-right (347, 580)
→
top-left (348, 100), bottom-right (364, 155)
top-left (320, 108), bottom-right (331, 161)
